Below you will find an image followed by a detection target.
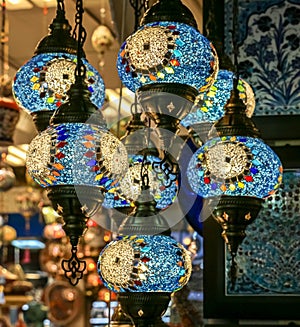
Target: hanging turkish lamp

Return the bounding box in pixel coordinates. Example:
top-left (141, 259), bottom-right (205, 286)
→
top-left (117, 0), bottom-right (218, 149)
top-left (187, 0), bottom-right (283, 286)
top-left (103, 111), bottom-right (178, 219)
top-left (12, 0), bottom-right (105, 132)
top-left (98, 183), bottom-right (192, 327)
top-left (181, 69), bottom-right (255, 145)
top-left (187, 84), bottom-right (283, 285)
top-left (25, 81), bottom-right (128, 286)
top-left (25, 0), bottom-right (128, 286)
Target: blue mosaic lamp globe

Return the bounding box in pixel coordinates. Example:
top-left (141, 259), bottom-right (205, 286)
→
top-left (186, 87), bottom-right (283, 280)
top-left (13, 54), bottom-right (105, 116)
top-left (25, 77), bottom-right (128, 286)
top-left (117, 21), bottom-right (218, 94)
top-left (181, 69), bottom-right (256, 128)
top-left (187, 135), bottom-right (282, 199)
top-left (26, 122), bottom-right (128, 195)
top-left (117, 0), bottom-right (218, 151)
top-left (98, 234), bottom-right (191, 293)
top-left (103, 154), bottom-right (178, 212)
top-left (12, 3), bottom-right (105, 131)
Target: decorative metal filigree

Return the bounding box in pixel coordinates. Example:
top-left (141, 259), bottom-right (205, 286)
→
top-left (62, 246), bottom-right (86, 286)
top-left (152, 153), bottom-right (178, 188)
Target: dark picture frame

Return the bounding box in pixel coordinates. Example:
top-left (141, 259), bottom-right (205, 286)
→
top-left (203, 216), bottom-right (300, 321)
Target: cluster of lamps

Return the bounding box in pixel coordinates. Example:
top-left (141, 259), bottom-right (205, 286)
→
top-left (11, 0), bottom-right (283, 325)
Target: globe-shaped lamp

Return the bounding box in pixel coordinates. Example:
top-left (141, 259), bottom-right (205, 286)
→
top-left (98, 234), bottom-right (191, 326)
top-left (117, 0), bottom-right (218, 149)
top-left (26, 122), bottom-right (127, 194)
top-left (26, 78), bottom-right (128, 285)
top-left (181, 69), bottom-right (255, 143)
top-left (103, 154), bottom-right (178, 213)
top-left (187, 87), bottom-right (283, 284)
top-left (98, 234), bottom-right (191, 293)
top-left (99, 183), bottom-right (192, 326)
top-left (12, 4), bottom-right (105, 131)
top-left (117, 21), bottom-right (218, 95)
top-left (187, 135), bottom-right (282, 199)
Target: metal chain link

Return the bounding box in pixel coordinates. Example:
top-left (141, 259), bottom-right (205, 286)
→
top-left (232, 0), bottom-right (240, 83)
top-left (73, 0), bottom-right (87, 78)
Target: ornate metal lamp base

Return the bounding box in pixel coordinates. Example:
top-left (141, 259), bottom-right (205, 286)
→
top-left (137, 83), bottom-right (198, 149)
top-left (118, 293), bottom-right (171, 327)
top-left (47, 185), bottom-right (103, 285)
top-left (207, 195), bottom-right (263, 287)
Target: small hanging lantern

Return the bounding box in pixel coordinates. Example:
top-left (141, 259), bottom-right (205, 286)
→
top-left (12, 0), bottom-right (105, 132)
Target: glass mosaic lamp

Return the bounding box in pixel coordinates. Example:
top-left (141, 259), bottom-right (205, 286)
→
top-left (26, 80), bottom-right (128, 285)
top-left (117, 0), bottom-right (218, 148)
top-left (98, 186), bottom-right (192, 327)
top-left (12, 0), bottom-right (105, 132)
top-left (25, 0), bottom-right (128, 286)
top-left (103, 112), bottom-right (178, 220)
top-left (187, 85), bottom-right (283, 284)
top-left (181, 69), bottom-right (255, 144)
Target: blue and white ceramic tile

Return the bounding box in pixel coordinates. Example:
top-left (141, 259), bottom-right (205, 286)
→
top-left (227, 170), bottom-right (300, 294)
top-left (225, 0), bottom-right (300, 115)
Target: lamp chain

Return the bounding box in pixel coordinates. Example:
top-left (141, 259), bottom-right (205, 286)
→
top-left (129, 0), bottom-right (149, 32)
top-left (232, 0), bottom-right (240, 88)
top-left (140, 116), bottom-right (151, 190)
top-left (73, 0), bottom-right (87, 79)
top-left (58, 0), bottom-right (88, 286)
